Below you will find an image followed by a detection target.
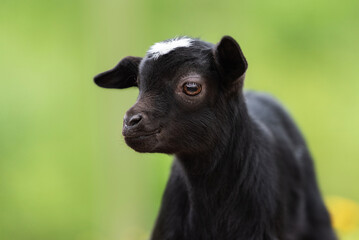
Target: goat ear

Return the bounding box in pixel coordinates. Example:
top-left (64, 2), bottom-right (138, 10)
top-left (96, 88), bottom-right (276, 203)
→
top-left (214, 36), bottom-right (248, 90)
top-left (94, 56), bottom-right (142, 89)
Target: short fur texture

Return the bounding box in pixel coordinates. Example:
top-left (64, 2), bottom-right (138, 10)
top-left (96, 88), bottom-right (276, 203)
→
top-left (94, 36), bottom-right (337, 240)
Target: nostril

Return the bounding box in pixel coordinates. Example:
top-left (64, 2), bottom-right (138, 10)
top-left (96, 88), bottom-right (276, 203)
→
top-left (128, 114), bottom-right (142, 127)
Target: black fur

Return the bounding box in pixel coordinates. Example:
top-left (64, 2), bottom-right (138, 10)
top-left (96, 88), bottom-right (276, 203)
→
top-left (94, 36), bottom-right (337, 240)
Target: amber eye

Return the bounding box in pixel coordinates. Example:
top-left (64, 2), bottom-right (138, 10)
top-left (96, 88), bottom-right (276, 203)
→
top-left (183, 82), bottom-right (202, 96)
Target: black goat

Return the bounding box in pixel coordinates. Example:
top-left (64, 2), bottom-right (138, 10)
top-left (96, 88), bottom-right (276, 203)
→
top-left (94, 36), bottom-right (337, 240)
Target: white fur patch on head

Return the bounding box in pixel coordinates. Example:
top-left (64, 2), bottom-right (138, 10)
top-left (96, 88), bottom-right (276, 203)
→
top-left (147, 37), bottom-right (193, 59)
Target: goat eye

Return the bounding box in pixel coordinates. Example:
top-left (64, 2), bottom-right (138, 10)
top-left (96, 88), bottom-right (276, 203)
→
top-left (183, 82), bottom-right (202, 96)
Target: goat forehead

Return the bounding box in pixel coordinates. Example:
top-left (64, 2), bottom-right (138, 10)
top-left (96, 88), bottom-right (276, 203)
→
top-left (147, 37), bottom-right (193, 60)
top-left (139, 59), bottom-right (202, 85)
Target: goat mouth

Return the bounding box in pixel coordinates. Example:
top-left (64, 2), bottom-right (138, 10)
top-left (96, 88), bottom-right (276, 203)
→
top-left (124, 129), bottom-right (161, 153)
top-left (124, 129), bottom-right (161, 139)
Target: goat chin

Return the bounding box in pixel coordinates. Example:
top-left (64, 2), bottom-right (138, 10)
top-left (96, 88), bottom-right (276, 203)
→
top-left (124, 134), bottom-right (159, 153)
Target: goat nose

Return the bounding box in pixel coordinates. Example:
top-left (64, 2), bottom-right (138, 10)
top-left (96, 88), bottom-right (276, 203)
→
top-left (127, 114), bottom-right (143, 127)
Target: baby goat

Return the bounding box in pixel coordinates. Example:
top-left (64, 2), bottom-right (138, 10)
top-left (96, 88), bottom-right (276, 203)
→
top-left (94, 36), bottom-right (337, 240)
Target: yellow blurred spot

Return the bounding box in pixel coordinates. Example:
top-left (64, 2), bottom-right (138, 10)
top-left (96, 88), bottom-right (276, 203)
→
top-left (326, 196), bottom-right (359, 234)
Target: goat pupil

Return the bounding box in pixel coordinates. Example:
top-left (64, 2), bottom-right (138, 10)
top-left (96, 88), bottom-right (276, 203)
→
top-left (187, 85), bottom-right (197, 92)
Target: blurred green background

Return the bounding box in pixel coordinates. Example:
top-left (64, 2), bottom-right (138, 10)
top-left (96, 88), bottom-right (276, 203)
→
top-left (1, 0), bottom-right (359, 239)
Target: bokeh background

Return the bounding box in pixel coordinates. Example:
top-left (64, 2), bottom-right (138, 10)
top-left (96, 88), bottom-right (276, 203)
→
top-left (1, 0), bottom-right (359, 239)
